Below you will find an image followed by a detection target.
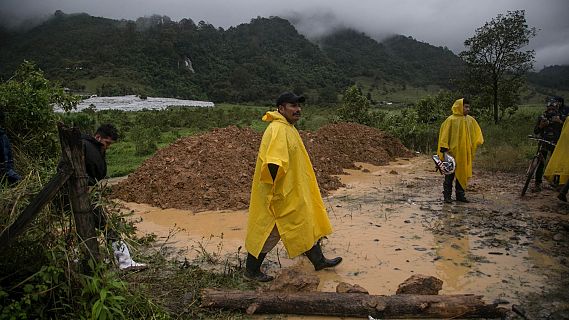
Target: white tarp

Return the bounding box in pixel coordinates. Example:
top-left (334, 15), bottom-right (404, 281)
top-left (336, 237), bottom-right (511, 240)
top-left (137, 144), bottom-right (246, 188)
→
top-left (55, 95), bottom-right (214, 112)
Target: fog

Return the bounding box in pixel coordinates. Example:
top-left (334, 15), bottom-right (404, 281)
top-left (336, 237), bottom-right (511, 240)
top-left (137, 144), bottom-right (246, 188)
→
top-left (1, 0), bottom-right (568, 68)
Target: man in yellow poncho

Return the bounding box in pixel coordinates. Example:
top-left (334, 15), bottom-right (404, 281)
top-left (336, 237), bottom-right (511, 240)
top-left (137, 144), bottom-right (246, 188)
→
top-left (545, 118), bottom-right (569, 202)
top-left (244, 92), bottom-right (342, 282)
top-left (437, 98), bottom-right (484, 203)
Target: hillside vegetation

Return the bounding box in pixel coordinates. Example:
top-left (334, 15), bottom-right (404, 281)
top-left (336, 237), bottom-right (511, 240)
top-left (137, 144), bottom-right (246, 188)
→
top-left (0, 12), bottom-right (498, 104)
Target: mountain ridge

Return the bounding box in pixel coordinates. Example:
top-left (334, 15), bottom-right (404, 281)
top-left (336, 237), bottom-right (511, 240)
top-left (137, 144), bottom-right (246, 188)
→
top-left (0, 11), bottom-right (565, 103)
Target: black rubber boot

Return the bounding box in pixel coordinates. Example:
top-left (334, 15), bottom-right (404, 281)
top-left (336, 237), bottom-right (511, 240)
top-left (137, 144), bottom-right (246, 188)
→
top-left (443, 174), bottom-right (453, 203)
top-left (244, 253), bottom-right (274, 282)
top-left (558, 183), bottom-right (569, 202)
top-left (455, 181), bottom-right (469, 203)
top-left (305, 242), bottom-right (342, 271)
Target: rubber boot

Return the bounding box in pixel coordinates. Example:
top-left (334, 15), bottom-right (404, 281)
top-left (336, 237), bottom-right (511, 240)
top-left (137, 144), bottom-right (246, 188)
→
top-left (558, 183), bottom-right (569, 202)
top-left (443, 175), bottom-right (453, 203)
top-left (244, 253), bottom-right (274, 282)
top-left (304, 242), bottom-right (342, 271)
top-left (455, 181), bottom-right (469, 203)
top-left (112, 241), bottom-right (147, 271)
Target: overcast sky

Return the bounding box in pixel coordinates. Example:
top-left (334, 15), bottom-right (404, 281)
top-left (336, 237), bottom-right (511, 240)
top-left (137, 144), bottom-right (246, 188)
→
top-left (1, 0), bottom-right (568, 69)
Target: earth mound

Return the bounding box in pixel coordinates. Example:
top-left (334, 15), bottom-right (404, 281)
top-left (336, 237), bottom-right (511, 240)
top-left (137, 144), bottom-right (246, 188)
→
top-left (113, 122), bottom-right (414, 211)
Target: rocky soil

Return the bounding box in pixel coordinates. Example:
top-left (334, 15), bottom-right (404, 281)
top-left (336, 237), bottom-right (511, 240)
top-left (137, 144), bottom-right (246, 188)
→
top-left (112, 122), bottom-right (413, 211)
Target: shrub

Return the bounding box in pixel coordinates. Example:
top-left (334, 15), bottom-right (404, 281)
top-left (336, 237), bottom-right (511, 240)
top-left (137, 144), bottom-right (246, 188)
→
top-left (0, 61), bottom-right (79, 167)
top-left (337, 85), bottom-right (373, 125)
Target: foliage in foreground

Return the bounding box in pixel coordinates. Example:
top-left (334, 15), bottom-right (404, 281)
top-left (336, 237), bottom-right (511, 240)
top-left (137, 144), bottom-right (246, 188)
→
top-left (0, 181), bottom-right (168, 319)
top-left (0, 174), bottom-right (258, 319)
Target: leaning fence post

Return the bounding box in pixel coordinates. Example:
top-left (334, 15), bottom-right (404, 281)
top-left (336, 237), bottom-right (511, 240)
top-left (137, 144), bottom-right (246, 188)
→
top-left (58, 123), bottom-right (99, 265)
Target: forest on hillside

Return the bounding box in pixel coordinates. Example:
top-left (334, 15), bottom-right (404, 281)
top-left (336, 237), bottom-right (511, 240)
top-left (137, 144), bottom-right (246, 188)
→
top-left (0, 11), bottom-right (567, 104)
top-left (0, 12), bottom-right (465, 104)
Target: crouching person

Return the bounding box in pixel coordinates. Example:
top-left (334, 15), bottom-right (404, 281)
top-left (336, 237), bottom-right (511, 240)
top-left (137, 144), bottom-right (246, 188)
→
top-left (244, 92), bottom-right (342, 282)
top-left (83, 124), bottom-right (146, 270)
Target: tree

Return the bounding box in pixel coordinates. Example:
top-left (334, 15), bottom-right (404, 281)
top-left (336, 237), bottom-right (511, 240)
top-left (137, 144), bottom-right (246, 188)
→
top-left (459, 10), bottom-right (536, 123)
top-left (337, 85), bottom-right (372, 125)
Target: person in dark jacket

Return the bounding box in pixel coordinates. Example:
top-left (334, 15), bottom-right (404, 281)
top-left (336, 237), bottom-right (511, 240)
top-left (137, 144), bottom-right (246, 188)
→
top-left (532, 98), bottom-right (564, 192)
top-left (0, 110), bottom-right (21, 185)
top-left (84, 124), bottom-right (146, 270)
top-left (83, 124), bottom-right (118, 186)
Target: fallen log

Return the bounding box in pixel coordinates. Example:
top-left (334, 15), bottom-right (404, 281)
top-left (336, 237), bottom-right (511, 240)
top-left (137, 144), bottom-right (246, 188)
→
top-left (201, 288), bottom-right (507, 319)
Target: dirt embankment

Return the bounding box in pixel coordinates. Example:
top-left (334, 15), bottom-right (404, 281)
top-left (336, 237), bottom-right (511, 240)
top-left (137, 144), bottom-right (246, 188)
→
top-left (112, 123), bottom-right (414, 212)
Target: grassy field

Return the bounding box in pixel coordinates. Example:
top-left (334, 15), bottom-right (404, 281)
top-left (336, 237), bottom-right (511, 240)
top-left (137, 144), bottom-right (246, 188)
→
top-left (475, 104), bottom-right (542, 172)
top-left (75, 75), bottom-right (148, 95)
top-left (352, 76), bottom-right (444, 106)
top-left (98, 100), bottom-right (548, 178)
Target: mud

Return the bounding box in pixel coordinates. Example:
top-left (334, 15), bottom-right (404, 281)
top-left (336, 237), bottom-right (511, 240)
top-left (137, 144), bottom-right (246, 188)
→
top-left (122, 156), bottom-right (569, 319)
top-left (112, 123), bottom-right (413, 212)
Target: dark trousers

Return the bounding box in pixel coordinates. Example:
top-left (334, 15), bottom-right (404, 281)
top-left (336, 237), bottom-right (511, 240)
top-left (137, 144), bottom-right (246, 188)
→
top-left (560, 182), bottom-right (569, 197)
top-left (94, 206), bottom-right (118, 242)
top-left (535, 145), bottom-right (554, 185)
top-left (58, 191), bottom-right (118, 242)
top-left (443, 172), bottom-right (465, 198)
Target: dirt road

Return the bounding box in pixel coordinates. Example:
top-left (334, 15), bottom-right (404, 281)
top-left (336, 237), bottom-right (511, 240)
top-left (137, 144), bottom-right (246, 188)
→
top-left (123, 155), bottom-right (569, 319)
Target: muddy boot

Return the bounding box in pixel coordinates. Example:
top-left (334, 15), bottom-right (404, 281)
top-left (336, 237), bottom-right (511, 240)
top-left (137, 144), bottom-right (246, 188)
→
top-left (558, 183), bottom-right (569, 202)
top-left (244, 253), bottom-right (274, 282)
top-left (443, 192), bottom-right (452, 203)
top-left (455, 181), bottom-right (469, 203)
top-left (443, 175), bottom-right (453, 203)
top-left (305, 242), bottom-right (342, 271)
top-left (456, 195), bottom-right (470, 203)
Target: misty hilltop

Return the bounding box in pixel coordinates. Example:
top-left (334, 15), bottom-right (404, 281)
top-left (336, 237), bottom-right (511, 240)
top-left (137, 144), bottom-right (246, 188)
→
top-left (0, 11), bottom-right (566, 104)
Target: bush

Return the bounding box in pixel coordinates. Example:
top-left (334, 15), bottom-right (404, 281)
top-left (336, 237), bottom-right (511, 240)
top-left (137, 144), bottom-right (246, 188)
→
top-left (0, 61), bottom-right (79, 168)
top-left (337, 85), bottom-right (374, 125)
top-left (415, 91), bottom-right (457, 124)
top-left (130, 125), bottom-right (160, 156)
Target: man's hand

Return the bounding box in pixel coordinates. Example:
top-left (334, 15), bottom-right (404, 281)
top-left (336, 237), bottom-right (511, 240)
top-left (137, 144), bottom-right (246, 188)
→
top-left (268, 164), bottom-right (279, 182)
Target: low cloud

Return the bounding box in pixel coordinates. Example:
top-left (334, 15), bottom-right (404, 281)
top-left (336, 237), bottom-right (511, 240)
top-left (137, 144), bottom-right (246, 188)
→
top-left (1, 0), bottom-right (567, 68)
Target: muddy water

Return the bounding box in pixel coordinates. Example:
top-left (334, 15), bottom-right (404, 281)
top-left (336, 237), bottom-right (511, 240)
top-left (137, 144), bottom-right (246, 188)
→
top-left (124, 156), bottom-right (560, 317)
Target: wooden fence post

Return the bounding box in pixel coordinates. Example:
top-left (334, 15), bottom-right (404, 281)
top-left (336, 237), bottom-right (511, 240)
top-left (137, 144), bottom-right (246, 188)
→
top-left (58, 123), bottom-right (99, 264)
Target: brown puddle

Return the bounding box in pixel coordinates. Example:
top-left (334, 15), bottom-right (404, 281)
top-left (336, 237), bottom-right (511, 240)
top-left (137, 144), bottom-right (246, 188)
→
top-left (122, 156), bottom-right (565, 318)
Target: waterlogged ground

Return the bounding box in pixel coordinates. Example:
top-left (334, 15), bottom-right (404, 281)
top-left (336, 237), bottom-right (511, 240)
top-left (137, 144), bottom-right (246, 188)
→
top-left (121, 156), bottom-right (569, 319)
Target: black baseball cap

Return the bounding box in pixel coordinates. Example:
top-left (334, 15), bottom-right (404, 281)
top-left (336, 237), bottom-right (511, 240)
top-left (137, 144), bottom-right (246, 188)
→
top-left (276, 92), bottom-right (305, 107)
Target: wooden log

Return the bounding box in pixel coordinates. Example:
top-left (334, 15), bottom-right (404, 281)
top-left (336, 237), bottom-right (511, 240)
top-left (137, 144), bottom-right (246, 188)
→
top-left (0, 170), bottom-right (71, 251)
top-left (201, 289), bottom-right (508, 319)
top-left (58, 123), bottom-right (99, 263)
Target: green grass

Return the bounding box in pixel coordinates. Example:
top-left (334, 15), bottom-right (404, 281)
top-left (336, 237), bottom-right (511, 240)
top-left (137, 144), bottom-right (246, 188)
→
top-left (102, 94), bottom-right (550, 177)
top-left (76, 76), bottom-right (148, 95)
top-left (475, 105), bottom-right (542, 172)
top-left (106, 127), bottom-right (203, 177)
top-left (353, 76), bottom-right (444, 106)
top-left (106, 142), bottom-right (151, 177)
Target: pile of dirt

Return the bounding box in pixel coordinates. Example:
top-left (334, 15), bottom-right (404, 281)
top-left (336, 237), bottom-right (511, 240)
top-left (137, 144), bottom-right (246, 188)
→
top-left (113, 122), bottom-right (414, 211)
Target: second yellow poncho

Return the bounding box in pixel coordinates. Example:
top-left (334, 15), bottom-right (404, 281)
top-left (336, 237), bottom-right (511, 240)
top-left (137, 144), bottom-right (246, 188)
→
top-left (545, 120), bottom-right (569, 185)
top-left (437, 98), bottom-right (484, 188)
top-left (245, 111), bottom-right (333, 258)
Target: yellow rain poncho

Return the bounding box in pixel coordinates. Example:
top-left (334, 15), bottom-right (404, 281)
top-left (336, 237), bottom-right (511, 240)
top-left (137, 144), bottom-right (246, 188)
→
top-left (245, 111), bottom-right (333, 258)
top-left (545, 120), bottom-right (569, 185)
top-left (437, 98), bottom-right (484, 188)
